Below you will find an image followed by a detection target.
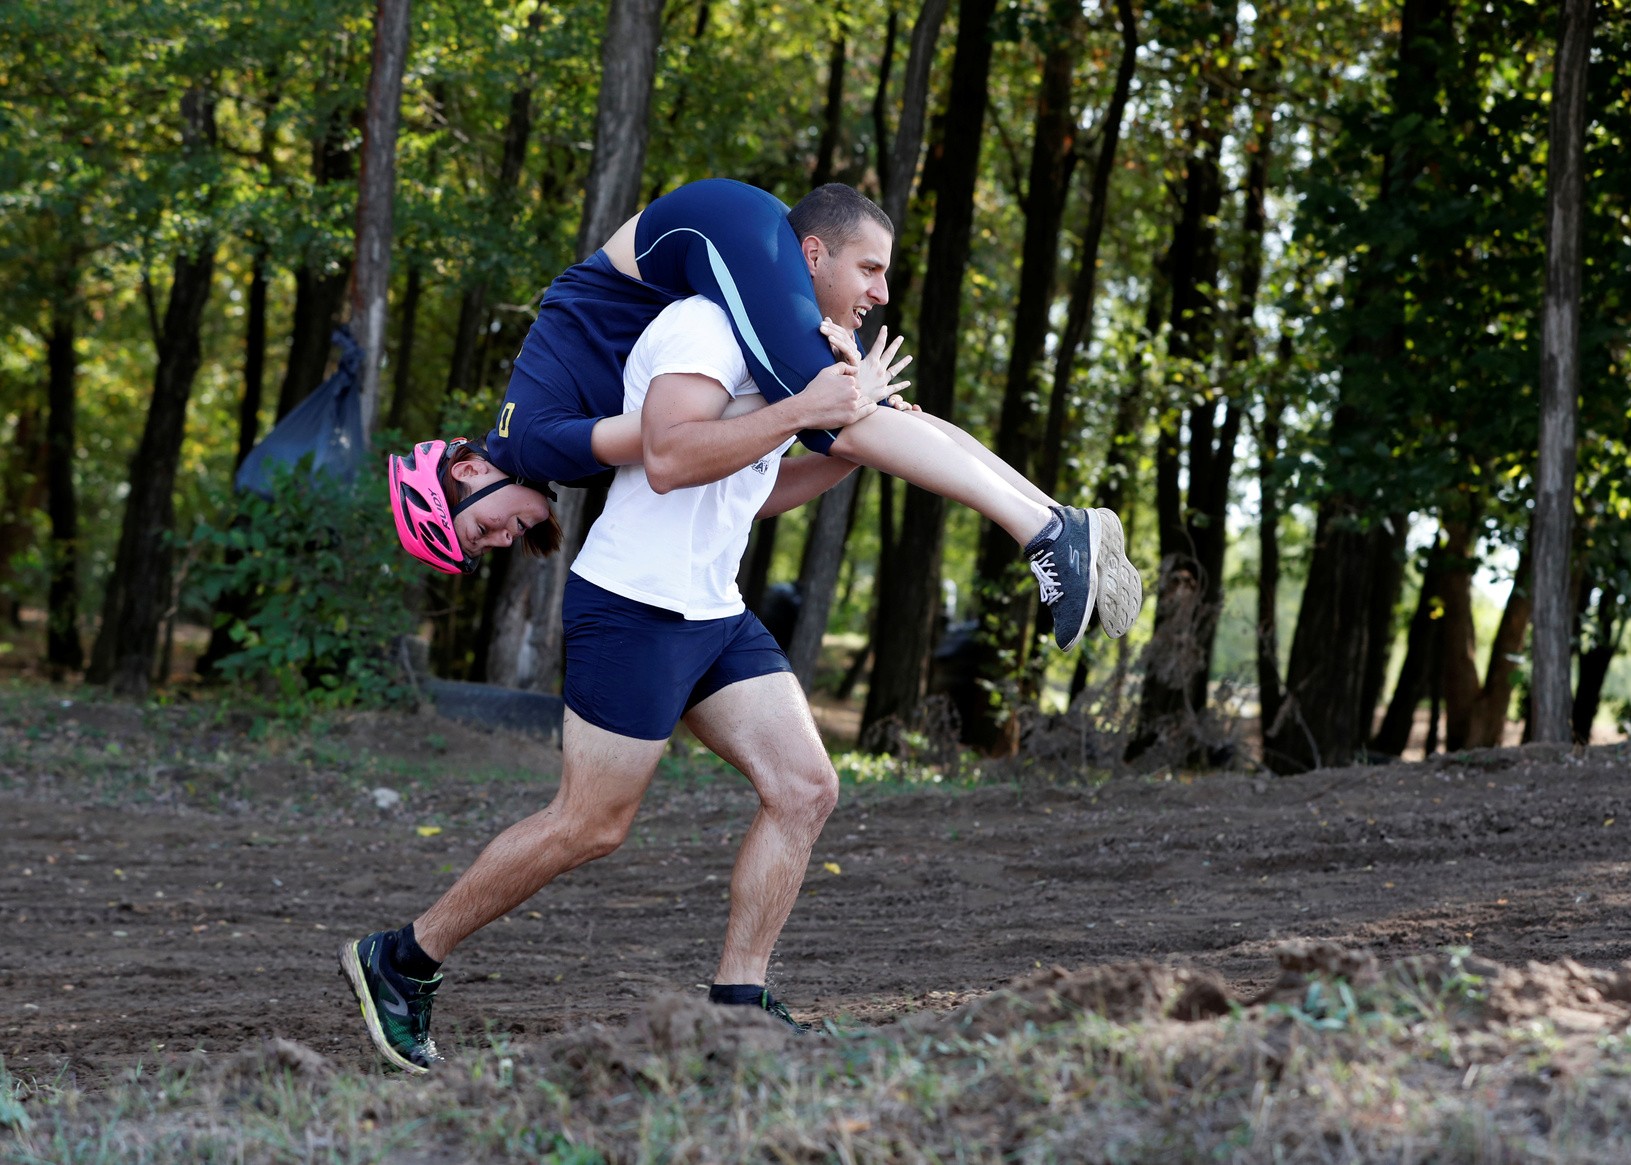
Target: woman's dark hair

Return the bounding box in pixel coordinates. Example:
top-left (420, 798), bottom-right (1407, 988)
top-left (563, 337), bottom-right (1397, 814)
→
top-left (441, 438), bottom-right (563, 558)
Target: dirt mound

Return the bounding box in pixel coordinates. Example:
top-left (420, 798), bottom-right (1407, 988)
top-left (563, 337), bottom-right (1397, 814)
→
top-left (938, 961), bottom-right (1233, 1036)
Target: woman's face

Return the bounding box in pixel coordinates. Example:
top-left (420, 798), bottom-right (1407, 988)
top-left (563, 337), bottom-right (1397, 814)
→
top-left (448, 459), bottom-right (553, 559)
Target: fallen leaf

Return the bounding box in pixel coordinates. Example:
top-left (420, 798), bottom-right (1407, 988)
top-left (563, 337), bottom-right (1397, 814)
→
top-left (416, 825), bottom-right (443, 838)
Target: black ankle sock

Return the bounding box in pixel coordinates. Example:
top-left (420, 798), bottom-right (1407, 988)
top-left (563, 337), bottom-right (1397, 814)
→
top-left (391, 923), bottom-right (442, 980)
top-left (709, 983), bottom-right (767, 1006)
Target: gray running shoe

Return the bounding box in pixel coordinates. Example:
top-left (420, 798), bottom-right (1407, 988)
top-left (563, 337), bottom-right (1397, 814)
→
top-left (1027, 506), bottom-right (1100, 651)
top-left (339, 932), bottom-right (444, 1075)
top-left (1091, 507), bottom-right (1142, 638)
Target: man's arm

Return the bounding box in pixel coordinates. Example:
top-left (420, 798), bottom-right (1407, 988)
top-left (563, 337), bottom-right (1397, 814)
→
top-left (642, 363), bottom-right (876, 494)
top-left (757, 451), bottom-right (859, 519)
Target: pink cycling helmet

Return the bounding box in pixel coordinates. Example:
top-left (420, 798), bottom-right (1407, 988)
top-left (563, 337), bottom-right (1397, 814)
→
top-left (389, 438), bottom-right (545, 575)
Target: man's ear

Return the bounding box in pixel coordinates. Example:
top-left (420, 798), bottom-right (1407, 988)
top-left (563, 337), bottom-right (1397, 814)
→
top-left (800, 234), bottom-right (825, 276)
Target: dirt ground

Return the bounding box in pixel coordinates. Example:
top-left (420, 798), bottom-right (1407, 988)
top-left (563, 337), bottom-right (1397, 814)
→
top-left (5, 692), bottom-right (1631, 1089)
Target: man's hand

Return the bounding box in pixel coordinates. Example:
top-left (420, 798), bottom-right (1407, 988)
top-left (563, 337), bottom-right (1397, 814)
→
top-left (819, 318), bottom-right (913, 406)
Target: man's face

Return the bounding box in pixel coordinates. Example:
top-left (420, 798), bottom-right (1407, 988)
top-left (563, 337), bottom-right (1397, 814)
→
top-left (808, 220), bottom-right (892, 332)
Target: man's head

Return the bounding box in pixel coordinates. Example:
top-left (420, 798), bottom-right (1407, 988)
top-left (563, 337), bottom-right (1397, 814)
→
top-left (788, 184), bottom-right (894, 331)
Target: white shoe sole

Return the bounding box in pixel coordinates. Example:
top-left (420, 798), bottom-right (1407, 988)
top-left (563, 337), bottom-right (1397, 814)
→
top-left (1092, 508), bottom-right (1142, 639)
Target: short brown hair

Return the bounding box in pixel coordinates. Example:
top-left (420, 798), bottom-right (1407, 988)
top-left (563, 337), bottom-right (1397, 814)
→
top-left (441, 439), bottom-right (563, 558)
top-left (787, 184), bottom-right (894, 256)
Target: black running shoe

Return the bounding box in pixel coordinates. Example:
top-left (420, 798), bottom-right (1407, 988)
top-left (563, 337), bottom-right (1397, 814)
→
top-left (339, 931), bottom-right (444, 1074)
top-left (710, 986), bottom-right (811, 1034)
top-left (1027, 505), bottom-right (1100, 651)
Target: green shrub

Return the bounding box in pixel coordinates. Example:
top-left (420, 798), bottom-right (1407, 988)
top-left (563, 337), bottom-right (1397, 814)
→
top-left (189, 460), bottom-right (418, 709)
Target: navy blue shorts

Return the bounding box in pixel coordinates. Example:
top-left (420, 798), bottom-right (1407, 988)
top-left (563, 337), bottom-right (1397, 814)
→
top-left (486, 179), bottom-right (843, 487)
top-left (562, 575), bottom-right (793, 741)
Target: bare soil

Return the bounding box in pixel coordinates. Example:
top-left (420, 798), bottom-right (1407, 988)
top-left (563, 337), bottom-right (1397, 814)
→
top-left (5, 690), bottom-right (1631, 1088)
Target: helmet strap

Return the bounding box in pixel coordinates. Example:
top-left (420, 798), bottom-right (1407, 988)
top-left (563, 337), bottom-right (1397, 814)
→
top-left (451, 477), bottom-right (516, 517)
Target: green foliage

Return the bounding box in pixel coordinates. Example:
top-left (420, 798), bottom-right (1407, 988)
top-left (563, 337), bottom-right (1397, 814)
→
top-left (188, 460), bottom-right (417, 709)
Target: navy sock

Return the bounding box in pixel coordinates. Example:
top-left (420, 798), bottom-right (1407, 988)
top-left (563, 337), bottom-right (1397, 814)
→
top-left (709, 983), bottom-right (767, 1006)
top-left (1024, 509), bottom-right (1064, 555)
top-left (391, 923), bottom-right (442, 980)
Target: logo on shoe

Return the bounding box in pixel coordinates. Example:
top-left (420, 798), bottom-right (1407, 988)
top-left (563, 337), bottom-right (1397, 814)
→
top-left (369, 946), bottom-right (411, 1017)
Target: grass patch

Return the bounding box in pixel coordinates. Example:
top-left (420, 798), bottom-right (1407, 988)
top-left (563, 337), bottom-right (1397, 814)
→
top-left (8, 956), bottom-right (1631, 1163)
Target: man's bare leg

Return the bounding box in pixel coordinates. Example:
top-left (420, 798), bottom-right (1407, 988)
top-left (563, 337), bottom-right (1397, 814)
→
top-left (412, 711), bottom-right (667, 961)
top-left (828, 406), bottom-right (1054, 546)
top-left (681, 672), bottom-right (839, 987)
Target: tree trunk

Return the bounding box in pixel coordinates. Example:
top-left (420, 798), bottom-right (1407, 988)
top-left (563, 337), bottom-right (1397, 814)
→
top-left (861, 0), bottom-right (997, 746)
top-left (353, 0), bottom-right (411, 438)
top-left (811, 20), bottom-right (847, 186)
top-left (276, 106), bottom-right (356, 420)
top-left (198, 243), bottom-right (272, 679)
top-left (1131, 8), bottom-right (1237, 759)
top-left (1463, 551), bottom-right (1533, 748)
top-left (277, 268), bottom-right (351, 419)
top-left (1572, 581), bottom-right (1618, 743)
top-left (487, 0), bottom-right (665, 692)
top-left (385, 260), bottom-right (424, 431)
top-left (741, 515), bottom-right (779, 613)
top-left (1039, 0), bottom-right (1137, 500)
top-left (1436, 518), bottom-right (1481, 751)
top-left (1531, 0), bottom-right (1594, 742)
top-left (784, 0), bottom-right (948, 693)
top-left (45, 297), bottom-right (83, 673)
top-left (1264, 0), bottom-right (1452, 771)
top-left (961, 0), bottom-right (1084, 752)
top-left (1372, 533), bottom-right (1450, 756)
top-left (0, 408), bottom-right (45, 631)
top-left (1255, 402), bottom-right (1284, 745)
top-left (446, 83), bottom-right (536, 404)
top-left (89, 90), bottom-right (218, 696)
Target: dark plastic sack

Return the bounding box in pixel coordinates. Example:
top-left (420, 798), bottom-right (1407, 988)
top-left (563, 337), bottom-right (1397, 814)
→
top-left (235, 327), bottom-right (364, 499)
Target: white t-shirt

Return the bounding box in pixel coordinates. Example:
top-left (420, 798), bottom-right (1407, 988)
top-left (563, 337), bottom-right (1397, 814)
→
top-left (570, 296), bottom-right (795, 619)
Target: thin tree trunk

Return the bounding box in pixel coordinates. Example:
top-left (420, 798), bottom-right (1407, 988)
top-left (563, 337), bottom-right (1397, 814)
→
top-left (1531, 0), bottom-right (1594, 741)
top-left (353, 0), bottom-right (412, 437)
top-left (45, 296), bottom-right (83, 673)
top-left (1131, 6), bottom-right (1237, 759)
top-left (861, 0), bottom-right (998, 745)
top-left (277, 106), bottom-right (356, 419)
top-left (964, 0), bottom-right (1085, 753)
top-left (1463, 550), bottom-right (1533, 748)
top-left (89, 90), bottom-right (218, 696)
top-left (786, 0), bottom-right (947, 693)
top-left (1437, 518), bottom-right (1481, 751)
top-left (811, 17), bottom-right (847, 186)
top-left (487, 0), bottom-right (665, 692)
top-left (386, 260), bottom-right (424, 431)
top-left (1372, 533), bottom-right (1450, 756)
top-left (741, 515), bottom-right (779, 613)
top-left (1572, 581), bottom-right (1619, 742)
top-left (1040, 0), bottom-right (1138, 500)
top-left (1255, 402), bottom-right (1283, 745)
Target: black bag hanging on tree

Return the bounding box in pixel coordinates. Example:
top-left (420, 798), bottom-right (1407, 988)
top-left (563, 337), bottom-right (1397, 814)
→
top-left (235, 326), bottom-right (365, 499)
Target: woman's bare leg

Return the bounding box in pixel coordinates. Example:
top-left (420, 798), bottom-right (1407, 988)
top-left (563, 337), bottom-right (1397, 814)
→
top-left (828, 407), bottom-right (1054, 546)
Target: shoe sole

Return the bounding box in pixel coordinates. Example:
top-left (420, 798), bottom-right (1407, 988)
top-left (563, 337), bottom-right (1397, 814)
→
top-left (338, 940), bottom-right (431, 1076)
top-left (1092, 508), bottom-right (1142, 638)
